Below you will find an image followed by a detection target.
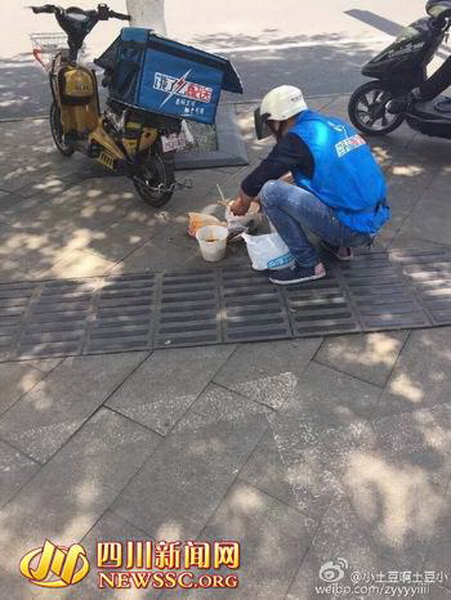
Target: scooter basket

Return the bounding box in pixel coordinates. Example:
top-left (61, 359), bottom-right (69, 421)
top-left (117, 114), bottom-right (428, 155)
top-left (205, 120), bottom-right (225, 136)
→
top-left (95, 28), bottom-right (243, 125)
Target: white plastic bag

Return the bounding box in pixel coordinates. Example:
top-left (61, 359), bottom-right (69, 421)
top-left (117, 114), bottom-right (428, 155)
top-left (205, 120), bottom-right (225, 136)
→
top-left (242, 232), bottom-right (295, 271)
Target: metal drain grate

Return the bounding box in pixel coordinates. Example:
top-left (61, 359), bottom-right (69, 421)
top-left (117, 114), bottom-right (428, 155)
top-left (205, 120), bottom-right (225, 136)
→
top-left (1, 248), bottom-right (451, 361)
top-left (155, 270), bottom-right (220, 348)
top-left (395, 249), bottom-right (451, 326)
top-left (220, 267), bottom-right (291, 342)
top-left (285, 270), bottom-right (359, 337)
top-left (17, 280), bottom-right (95, 358)
top-left (86, 274), bottom-right (155, 353)
top-left (0, 282), bottom-right (35, 359)
top-left (340, 253), bottom-right (430, 330)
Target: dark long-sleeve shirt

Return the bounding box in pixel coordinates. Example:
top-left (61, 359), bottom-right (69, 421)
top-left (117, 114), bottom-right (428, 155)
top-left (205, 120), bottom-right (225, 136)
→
top-left (241, 133), bottom-right (314, 198)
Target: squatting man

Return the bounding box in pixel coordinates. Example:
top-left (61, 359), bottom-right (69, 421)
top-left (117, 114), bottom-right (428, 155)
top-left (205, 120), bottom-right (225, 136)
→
top-left (230, 85), bottom-right (390, 285)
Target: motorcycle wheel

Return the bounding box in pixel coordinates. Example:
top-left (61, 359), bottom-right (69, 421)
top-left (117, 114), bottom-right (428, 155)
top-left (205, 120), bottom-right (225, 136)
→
top-left (50, 102), bottom-right (74, 156)
top-left (348, 81), bottom-right (405, 136)
top-left (133, 150), bottom-right (175, 208)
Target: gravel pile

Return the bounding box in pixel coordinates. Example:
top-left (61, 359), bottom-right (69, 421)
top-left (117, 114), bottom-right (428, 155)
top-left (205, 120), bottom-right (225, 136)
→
top-left (178, 120), bottom-right (218, 154)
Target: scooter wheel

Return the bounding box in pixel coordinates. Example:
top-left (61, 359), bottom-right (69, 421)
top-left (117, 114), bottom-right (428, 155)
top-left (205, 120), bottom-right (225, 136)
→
top-left (133, 150), bottom-right (175, 208)
top-left (49, 102), bottom-right (74, 156)
top-left (348, 81), bottom-right (405, 136)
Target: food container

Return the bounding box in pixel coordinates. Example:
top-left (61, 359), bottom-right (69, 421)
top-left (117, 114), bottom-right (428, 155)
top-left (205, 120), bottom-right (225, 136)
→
top-left (195, 225), bottom-right (228, 262)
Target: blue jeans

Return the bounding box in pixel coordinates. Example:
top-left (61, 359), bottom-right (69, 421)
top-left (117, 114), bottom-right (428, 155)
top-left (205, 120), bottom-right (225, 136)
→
top-left (260, 180), bottom-right (372, 268)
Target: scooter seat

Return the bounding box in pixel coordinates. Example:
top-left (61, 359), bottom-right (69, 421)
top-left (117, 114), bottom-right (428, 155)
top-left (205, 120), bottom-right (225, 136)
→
top-left (409, 95), bottom-right (451, 120)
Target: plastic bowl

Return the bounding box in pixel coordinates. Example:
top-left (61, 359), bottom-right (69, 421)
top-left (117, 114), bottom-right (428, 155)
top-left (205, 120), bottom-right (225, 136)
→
top-left (195, 225), bottom-right (228, 262)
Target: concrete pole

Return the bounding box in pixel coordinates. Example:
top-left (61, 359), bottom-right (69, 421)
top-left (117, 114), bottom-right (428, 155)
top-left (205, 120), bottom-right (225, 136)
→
top-left (126, 0), bottom-right (167, 35)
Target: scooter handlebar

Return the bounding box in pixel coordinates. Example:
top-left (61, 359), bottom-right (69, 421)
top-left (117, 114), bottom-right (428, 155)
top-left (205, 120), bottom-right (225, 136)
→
top-left (30, 4), bottom-right (129, 20)
top-left (429, 6), bottom-right (451, 30)
top-left (29, 4), bottom-right (58, 14)
top-left (108, 9), bottom-right (131, 21)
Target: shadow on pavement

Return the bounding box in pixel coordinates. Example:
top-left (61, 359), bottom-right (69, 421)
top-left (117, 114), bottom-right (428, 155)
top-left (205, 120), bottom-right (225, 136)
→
top-left (0, 327), bottom-right (451, 599)
top-left (0, 53), bottom-right (51, 120)
top-left (1, 94), bottom-right (451, 283)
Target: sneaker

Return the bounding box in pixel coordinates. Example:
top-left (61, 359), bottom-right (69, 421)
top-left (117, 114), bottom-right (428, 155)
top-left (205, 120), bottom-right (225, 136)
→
top-left (321, 241), bottom-right (354, 261)
top-left (268, 262), bottom-right (326, 286)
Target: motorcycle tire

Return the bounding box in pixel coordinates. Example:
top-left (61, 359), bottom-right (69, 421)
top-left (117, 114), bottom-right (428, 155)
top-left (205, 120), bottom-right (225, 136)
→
top-left (348, 81), bottom-right (405, 136)
top-left (133, 149), bottom-right (175, 208)
top-left (49, 102), bottom-right (74, 157)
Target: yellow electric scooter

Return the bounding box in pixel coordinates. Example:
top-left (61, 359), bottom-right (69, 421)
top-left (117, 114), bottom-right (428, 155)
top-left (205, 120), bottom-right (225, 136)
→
top-left (31, 3), bottom-right (182, 207)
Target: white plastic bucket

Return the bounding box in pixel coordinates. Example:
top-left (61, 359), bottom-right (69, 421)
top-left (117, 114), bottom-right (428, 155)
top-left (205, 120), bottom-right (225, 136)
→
top-left (196, 225), bottom-right (228, 262)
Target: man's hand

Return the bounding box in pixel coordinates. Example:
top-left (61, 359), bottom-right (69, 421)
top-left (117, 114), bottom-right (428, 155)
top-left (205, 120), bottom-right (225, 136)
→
top-left (229, 190), bottom-right (253, 216)
top-left (229, 197), bottom-right (251, 216)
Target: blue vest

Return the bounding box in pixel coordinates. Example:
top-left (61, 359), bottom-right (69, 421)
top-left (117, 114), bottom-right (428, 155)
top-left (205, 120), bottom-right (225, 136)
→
top-left (290, 111), bottom-right (390, 234)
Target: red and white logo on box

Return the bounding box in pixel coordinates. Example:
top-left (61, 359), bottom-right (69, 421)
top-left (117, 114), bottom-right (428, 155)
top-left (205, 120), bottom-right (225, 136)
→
top-left (154, 70), bottom-right (213, 106)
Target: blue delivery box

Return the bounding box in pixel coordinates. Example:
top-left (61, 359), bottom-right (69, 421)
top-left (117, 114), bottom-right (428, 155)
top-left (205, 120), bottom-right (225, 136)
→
top-left (97, 28), bottom-right (243, 125)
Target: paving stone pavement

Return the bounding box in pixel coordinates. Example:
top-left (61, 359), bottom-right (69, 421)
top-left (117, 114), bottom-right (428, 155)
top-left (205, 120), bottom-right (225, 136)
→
top-left (1, 96), bottom-right (451, 599)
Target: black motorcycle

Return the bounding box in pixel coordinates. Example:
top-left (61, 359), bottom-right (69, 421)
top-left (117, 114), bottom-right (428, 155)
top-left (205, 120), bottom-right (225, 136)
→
top-left (348, 0), bottom-right (451, 139)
